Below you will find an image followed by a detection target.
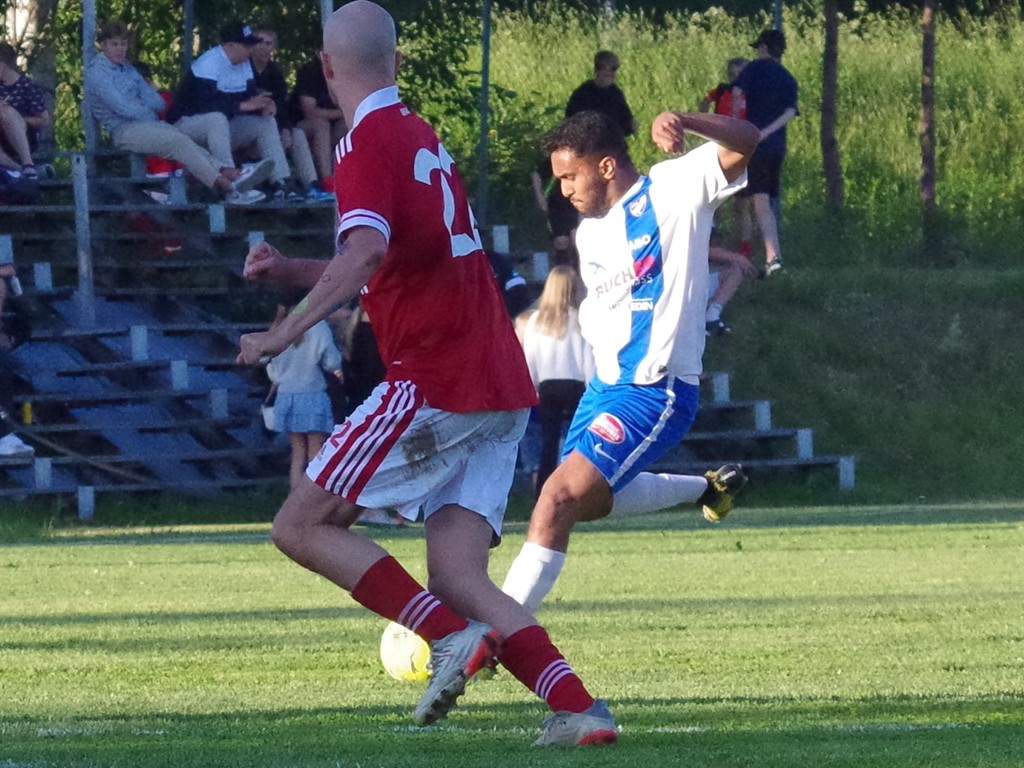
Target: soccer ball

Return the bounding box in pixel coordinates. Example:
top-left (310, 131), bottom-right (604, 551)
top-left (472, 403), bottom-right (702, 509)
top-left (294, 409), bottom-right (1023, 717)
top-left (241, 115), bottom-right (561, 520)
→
top-left (379, 621), bottom-right (431, 682)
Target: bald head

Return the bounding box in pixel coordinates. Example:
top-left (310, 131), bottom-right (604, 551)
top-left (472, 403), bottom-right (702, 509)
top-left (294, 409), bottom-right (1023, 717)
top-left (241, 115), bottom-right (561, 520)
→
top-left (323, 1), bottom-right (397, 82)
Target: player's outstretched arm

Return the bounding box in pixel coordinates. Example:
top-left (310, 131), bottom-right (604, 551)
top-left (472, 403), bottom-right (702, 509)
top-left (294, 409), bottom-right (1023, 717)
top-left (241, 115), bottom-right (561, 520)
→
top-left (651, 111), bottom-right (760, 182)
top-left (238, 228), bottom-right (386, 366)
top-left (243, 241), bottom-right (330, 287)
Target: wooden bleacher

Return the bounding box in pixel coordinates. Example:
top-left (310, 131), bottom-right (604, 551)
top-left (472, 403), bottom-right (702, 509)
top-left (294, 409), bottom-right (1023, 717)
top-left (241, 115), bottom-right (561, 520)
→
top-left (0, 149), bottom-right (338, 512)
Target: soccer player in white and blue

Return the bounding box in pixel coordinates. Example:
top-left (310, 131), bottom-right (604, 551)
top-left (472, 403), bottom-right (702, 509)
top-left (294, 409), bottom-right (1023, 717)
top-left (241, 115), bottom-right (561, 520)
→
top-left (503, 110), bottom-right (760, 612)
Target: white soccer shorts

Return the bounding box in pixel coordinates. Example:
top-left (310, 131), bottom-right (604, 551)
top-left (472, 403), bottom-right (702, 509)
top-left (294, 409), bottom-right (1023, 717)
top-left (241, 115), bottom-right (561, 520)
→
top-left (306, 379), bottom-right (528, 534)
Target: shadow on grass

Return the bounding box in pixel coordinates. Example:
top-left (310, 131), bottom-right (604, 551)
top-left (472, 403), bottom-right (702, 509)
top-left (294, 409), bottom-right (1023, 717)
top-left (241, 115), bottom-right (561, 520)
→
top-left (534, 500), bottom-right (1024, 538)
top-left (1, 693), bottom-right (1022, 767)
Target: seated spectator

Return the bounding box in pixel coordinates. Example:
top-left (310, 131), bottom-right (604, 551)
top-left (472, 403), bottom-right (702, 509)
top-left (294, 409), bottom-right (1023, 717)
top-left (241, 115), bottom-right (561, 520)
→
top-left (86, 20), bottom-right (267, 204)
top-left (169, 21), bottom-right (294, 200)
top-left (706, 244), bottom-right (759, 336)
top-left (0, 41), bottom-right (50, 179)
top-left (250, 27), bottom-right (332, 201)
top-left (288, 56), bottom-right (347, 186)
top-left (132, 61), bottom-right (182, 179)
top-left (0, 262), bottom-right (33, 457)
top-left (0, 163), bottom-right (39, 205)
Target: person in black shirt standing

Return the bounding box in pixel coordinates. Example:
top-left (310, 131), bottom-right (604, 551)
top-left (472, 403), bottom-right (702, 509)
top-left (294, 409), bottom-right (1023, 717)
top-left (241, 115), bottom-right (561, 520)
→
top-left (564, 50), bottom-right (637, 137)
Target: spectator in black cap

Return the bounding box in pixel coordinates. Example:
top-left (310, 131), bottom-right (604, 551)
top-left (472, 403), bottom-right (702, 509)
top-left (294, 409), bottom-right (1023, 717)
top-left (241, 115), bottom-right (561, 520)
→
top-left (169, 21), bottom-right (300, 200)
top-left (731, 28), bottom-right (798, 276)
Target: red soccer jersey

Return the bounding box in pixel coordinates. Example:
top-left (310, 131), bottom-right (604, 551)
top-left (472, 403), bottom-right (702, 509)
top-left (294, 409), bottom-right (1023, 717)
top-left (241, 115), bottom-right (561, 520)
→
top-left (707, 83), bottom-right (746, 120)
top-left (333, 88), bottom-right (537, 413)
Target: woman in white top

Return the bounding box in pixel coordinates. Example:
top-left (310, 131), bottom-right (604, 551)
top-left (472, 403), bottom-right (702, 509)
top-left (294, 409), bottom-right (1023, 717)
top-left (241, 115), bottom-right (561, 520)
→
top-left (520, 265), bottom-right (595, 497)
top-left (266, 303), bottom-right (343, 490)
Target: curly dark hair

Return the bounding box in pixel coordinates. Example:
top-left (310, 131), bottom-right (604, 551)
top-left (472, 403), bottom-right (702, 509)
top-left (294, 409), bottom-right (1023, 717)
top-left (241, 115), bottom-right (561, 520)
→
top-left (541, 110), bottom-right (629, 161)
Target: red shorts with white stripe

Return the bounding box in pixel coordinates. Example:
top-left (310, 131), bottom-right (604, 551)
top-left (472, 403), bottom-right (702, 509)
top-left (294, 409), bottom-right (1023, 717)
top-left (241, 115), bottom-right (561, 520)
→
top-left (306, 379), bottom-right (528, 534)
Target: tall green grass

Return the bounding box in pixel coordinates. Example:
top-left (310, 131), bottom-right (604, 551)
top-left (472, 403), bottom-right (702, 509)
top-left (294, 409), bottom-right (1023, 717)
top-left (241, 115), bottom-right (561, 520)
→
top-left (477, 7), bottom-right (1024, 267)
top-left (1, 505), bottom-right (1022, 766)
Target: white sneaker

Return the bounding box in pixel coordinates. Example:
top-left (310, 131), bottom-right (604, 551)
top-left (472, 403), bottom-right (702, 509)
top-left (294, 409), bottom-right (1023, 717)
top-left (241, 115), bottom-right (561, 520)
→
top-left (0, 433), bottom-right (34, 457)
top-left (232, 159), bottom-right (274, 193)
top-left (143, 189), bottom-right (170, 205)
top-left (414, 621), bottom-right (499, 725)
top-left (224, 189), bottom-right (266, 206)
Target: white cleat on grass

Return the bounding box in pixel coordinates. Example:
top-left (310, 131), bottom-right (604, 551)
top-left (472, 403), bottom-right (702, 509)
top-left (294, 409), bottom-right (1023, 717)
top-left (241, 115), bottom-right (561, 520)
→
top-left (414, 620), bottom-right (499, 725)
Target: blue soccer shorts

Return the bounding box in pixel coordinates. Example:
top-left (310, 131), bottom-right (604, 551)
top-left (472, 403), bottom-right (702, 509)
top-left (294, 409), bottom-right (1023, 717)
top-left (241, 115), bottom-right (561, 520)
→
top-left (562, 376), bottom-right (700, 492)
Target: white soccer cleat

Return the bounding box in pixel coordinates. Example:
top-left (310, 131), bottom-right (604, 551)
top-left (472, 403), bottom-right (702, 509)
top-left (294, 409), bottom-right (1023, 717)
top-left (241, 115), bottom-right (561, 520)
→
top-left (534, 699), bottom-right (619, 746)
top-left (413, 620), bottom-right (499, 725)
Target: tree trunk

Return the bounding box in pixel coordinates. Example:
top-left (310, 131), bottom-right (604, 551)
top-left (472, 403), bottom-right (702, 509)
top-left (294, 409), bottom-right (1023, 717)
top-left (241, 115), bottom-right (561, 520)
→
top-left (6, 0), bottom-right (57, 90)
top-left (821, 0), bottom-right (844, 210)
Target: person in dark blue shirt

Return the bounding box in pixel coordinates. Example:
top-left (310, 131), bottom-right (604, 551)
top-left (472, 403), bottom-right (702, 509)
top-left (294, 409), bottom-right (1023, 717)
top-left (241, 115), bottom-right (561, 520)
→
top-left (564, 51), bottom-right (637, 138)
top-left (732, 28), bottom-right (798, 276)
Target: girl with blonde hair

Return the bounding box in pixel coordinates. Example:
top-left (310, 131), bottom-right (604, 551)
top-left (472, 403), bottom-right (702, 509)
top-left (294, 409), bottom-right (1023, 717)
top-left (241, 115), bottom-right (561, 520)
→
top-left (520, 266), bottom-right (594, 497)
top-left (266, 301), bottom-right (343, 490)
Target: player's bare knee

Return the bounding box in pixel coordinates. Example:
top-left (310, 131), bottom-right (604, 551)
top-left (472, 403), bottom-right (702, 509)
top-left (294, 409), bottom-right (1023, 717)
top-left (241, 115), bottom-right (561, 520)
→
top-left (269, 511), bottom-right (301, 557)
top-left (270, 500), bottom-right (313, 558)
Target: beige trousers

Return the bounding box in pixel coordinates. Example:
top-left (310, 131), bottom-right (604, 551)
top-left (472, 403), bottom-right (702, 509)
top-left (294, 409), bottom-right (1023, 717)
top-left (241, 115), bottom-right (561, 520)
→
top-left (111, 120), bottom-right (222, 188)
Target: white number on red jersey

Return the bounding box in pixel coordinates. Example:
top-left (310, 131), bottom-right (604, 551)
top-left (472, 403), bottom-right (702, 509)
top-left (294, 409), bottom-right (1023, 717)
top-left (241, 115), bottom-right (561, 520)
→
top-left (413, 144), bottom-right (483, 258)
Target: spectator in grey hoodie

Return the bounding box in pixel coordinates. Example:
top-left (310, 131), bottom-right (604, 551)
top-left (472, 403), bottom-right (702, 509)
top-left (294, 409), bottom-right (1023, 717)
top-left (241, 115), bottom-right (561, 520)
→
top-left (85, 19), bottom-right (269, 203)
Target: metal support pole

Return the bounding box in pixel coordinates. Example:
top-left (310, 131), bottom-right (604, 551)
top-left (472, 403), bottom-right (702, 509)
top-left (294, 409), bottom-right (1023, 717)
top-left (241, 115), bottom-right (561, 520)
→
top-left (208, 204), bottom-right (226, 233)
top-left (72, 154), bottom-right (96, 328)
top-left (475, 0), bottom-right (492, 228)
top-left (130, 325), bottom-right (149, 361)
top-left (182, 0), bottom-right (195, 76)
top-left (321, 0), bottom-right (334, 26)
top-left (82, 0), bottom-right (97, 155)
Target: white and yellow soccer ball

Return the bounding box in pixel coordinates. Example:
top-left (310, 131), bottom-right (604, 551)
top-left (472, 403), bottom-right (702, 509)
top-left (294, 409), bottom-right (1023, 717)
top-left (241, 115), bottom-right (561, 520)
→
top-left (379, 621), bottom-right (431, 682)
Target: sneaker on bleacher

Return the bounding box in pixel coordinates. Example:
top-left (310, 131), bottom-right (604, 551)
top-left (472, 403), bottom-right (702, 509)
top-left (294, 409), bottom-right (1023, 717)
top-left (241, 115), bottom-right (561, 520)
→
top-left (271, 181), bottom-right (304, 202)
top-left (224, 188), bottom-right (265, 206)
top-left (233, 159), bottom-right (274, 194)
top-left (0, 434), bottom-right (34, 457)
top-left (143, 189), bottom-right (170, 205)
top-left (304, 182), bottom-right (335, 202)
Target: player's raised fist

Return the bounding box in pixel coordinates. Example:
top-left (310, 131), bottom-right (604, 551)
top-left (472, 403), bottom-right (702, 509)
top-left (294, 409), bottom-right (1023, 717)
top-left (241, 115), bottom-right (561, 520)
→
top-left (243, 240), bottom-right (285, 281)
top-left (651, 111), bottom-right (687, 154)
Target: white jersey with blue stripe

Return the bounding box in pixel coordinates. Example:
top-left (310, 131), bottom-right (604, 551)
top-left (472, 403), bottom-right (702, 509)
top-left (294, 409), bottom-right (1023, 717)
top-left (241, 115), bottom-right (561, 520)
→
top-left (576, 141), bottom-right (745, 387)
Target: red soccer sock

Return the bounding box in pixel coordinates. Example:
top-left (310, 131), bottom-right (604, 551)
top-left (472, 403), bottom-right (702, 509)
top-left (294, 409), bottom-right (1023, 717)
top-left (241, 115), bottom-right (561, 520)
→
top-left (497, 624), bottom-right (595, 714)
top-left (350, 556), bottom-right (467, 641)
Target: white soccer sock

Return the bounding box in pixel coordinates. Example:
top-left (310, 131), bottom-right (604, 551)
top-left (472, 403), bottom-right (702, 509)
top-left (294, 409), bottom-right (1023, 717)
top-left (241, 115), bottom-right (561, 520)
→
top-left (611, 471), bottom-right (709, 516)
top-left (705, 302), bottom-right (723, 322)
top-left (501, 541), bottom-right (566, 613)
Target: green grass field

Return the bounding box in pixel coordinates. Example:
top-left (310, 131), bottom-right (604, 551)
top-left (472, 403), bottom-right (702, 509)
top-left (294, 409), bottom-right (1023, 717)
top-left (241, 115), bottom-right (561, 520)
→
top-left (2, 502), bottom-right (1022, 767)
